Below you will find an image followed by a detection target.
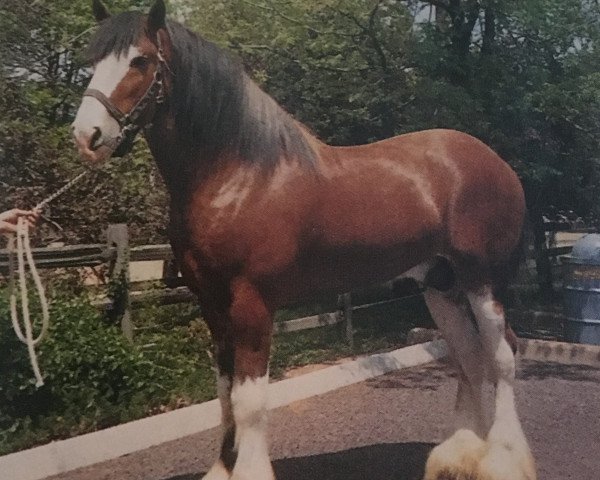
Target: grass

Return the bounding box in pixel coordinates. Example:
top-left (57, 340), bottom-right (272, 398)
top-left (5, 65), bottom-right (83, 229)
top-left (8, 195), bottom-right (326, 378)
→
top-left (0, 286), bottom-right (431, 455)
top-left (271, 293), bottom-right (432, 378)
top-left (2, 276), bottom-right (566, 456)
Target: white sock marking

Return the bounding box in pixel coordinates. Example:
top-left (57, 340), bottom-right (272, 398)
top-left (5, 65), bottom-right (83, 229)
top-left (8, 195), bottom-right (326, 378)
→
top-left (467, 290), bottom-right (530, 448)
top-left (230, 375), bottom-right (274, 480)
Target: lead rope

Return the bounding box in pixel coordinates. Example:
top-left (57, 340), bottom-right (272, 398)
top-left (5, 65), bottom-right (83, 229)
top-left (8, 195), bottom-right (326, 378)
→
top-left (6, 170), bottom-right (89, 387)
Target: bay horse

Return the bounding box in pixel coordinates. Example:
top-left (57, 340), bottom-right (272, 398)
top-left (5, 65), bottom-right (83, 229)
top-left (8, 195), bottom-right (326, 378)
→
top-left (71, 2), bottom-right (536, 479)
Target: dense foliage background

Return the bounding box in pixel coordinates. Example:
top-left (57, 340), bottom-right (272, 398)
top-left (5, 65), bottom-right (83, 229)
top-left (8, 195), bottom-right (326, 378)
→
top-left (1, 0), bottom-right (600, 455)
top-left (1, 0), bottom-right (600, 244)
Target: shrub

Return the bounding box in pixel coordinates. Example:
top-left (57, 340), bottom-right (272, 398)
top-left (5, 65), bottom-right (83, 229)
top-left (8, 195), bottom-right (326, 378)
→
top-left (0, 291), bottom-right (215, 455)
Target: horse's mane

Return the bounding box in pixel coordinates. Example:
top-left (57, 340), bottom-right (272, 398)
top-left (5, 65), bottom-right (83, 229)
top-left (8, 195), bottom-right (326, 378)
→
top-left (86, 12), bottom-right (316, 169)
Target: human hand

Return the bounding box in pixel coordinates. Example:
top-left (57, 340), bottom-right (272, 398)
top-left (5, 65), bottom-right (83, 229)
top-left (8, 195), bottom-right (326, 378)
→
top-left (0, 208), bottom-right (41, 234)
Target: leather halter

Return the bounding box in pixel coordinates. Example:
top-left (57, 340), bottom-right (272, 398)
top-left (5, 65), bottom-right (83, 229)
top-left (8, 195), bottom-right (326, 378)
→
top-left (82, 38), bottom-right (170, 157)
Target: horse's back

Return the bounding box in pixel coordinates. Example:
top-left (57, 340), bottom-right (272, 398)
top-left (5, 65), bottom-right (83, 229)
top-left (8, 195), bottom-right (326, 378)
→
top-left (316, 128), bottom-right (525, 263)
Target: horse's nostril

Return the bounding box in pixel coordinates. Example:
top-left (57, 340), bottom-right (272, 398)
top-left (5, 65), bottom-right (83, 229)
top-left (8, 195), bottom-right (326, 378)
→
top-left (89, 127), bottom-right (102, 151)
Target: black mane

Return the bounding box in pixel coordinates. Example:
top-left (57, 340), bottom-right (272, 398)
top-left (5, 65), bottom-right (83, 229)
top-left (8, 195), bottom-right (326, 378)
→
top-left (86, 12), bottom-right (316, 169)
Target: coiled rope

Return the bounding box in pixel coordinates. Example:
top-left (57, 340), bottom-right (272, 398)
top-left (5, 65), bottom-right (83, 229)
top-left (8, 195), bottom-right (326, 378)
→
top-left (6, 170), bottom-right (89, 387)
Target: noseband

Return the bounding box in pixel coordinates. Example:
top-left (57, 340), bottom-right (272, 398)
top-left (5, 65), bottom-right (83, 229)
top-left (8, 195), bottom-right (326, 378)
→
top-left (82, 39), bottom-right (171, 157)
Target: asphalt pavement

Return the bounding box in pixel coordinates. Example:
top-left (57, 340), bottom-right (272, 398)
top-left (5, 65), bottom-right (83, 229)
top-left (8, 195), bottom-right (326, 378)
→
top-left (46, 359), bottom-right (600, 480)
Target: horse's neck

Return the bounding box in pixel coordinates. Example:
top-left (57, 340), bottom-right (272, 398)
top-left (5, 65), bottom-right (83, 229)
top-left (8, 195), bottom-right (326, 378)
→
top-left (146, 60), bottom-right (322, 209)
top-left (145, 123), bottom-right (196, 202)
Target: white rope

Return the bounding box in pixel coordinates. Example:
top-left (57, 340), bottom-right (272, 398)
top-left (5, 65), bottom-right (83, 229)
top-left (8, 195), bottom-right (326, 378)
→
top-left (6, 170), bottom-right (89, 387)
top-left (34, 170), bottom-right (88, 211)
top-left (7, 219), bottom-right (49, 387)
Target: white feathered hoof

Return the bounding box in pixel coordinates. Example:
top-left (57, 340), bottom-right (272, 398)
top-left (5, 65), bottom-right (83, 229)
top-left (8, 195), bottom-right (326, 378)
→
top-left (423, 429), bottom-right (487, 480)
top-left (477, 441), bottom-right (537, 480)
top-left (230, 462), bottom-right (276, 480)
top-left (230, 470), bottom-right (275, 480)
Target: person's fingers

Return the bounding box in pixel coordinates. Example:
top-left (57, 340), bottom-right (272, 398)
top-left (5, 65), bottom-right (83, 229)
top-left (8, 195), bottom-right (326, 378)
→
top-left (11, 209), bottom-right (31, 218)
top-left (0, 221), bottom-right (18, 234)
top-left (1, 209), bottom-right (31, 222)
top-left (1, 209), bottom-right (41, 228)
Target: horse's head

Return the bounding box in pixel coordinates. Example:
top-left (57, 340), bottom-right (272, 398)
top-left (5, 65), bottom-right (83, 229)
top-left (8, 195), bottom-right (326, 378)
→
top-left (72, 0), bottom-right (171, 164)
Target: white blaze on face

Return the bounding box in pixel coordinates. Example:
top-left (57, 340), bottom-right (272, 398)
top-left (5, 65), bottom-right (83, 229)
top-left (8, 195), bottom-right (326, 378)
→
top-left (72, 46), bottom-right (142, 155)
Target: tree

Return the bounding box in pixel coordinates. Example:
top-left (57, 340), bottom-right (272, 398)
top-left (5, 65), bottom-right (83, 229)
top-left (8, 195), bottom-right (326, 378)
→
top-left (2, 0), bottom-right (600, 246)
top-left (409, 0), bottom-right (600, 221)
top-left (181, 0), bottom-right (600, 223)
top-left (183, 0), bottom-right (417, 144)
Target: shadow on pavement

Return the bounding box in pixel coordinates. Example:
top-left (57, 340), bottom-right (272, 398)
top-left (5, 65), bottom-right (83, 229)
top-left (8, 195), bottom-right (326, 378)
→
top-left (274, 442), bottom-right (433, 480)
top-left (169, 442), bottom-right (434, 480)
top-left (366, 362), bottom-right (454, 391)
top-left (518, 360), bottom-right (600, 382)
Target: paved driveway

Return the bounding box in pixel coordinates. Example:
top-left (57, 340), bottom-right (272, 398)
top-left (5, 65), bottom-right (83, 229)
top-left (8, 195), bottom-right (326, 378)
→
top-left (47, 360), bottom-right (600, 480)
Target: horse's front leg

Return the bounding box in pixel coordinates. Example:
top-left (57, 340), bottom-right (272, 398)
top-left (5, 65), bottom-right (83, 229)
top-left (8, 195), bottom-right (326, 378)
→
top-left (202, 327), bottom-right (236, 480)
top-left (204, 277), bottom-right (275, 480)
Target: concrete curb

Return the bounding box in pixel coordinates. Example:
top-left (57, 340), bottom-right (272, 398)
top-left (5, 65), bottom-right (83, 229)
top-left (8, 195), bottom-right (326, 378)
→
top-left (3, 337), bottom-right (598, 480)
top-left (519, 338), bottom-right (600, 367)
top-left (0, 340), bottom-right (448, 480)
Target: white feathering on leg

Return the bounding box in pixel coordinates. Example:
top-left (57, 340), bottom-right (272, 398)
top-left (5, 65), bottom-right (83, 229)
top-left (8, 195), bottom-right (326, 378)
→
top-left (230, 375), bottom-right (274, 480)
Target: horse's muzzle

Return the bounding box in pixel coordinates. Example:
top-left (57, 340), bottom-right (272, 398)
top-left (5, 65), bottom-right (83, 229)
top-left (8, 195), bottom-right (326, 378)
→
top-left (73, 132), bottom-right (113, 165)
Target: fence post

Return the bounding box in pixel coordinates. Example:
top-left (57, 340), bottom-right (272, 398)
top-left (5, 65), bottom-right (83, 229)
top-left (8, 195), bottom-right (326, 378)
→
top-left (106, 224), bottom-right (133, 341)
top-left (533, 216), bottom-right (554, 298)
top-left (162, 258), bottom-right (181, 288)
top-left (338, 292), bottom-right (354, 350)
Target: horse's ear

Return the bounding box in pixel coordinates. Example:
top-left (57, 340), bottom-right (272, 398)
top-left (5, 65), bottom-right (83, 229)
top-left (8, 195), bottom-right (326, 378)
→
top-left (92, 0), bottom-right (111, 22)
top-left (148, 0), bottom-right (167, 35)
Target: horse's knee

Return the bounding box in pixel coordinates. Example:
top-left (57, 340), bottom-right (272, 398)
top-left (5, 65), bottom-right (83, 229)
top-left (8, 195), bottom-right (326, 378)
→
top-left (228, 277), bottom-right (273, 379)
top-left (505, 322), bottom-right (518, 355)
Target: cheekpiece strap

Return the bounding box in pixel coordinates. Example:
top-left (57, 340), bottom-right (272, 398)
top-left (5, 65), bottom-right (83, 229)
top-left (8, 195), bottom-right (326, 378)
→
top-left (83, 89), bottom-right (126, 125)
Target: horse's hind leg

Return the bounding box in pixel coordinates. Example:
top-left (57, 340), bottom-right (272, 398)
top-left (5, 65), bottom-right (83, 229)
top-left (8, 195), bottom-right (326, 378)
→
top-left (466, 286), bottom-right (536, 480)
top-left (422, 288), bottom-right (489, 480)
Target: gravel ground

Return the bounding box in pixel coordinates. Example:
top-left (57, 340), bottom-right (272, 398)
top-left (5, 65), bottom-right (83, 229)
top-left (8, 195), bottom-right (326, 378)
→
top-left (46, 359), bottom-right (600, 480)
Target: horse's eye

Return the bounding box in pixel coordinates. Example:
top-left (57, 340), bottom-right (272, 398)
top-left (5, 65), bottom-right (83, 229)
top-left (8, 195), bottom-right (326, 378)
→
top-left (130, 56), bottom-right (149, 71)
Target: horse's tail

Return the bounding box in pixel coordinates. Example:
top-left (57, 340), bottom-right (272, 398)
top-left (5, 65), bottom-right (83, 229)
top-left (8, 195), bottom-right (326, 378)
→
top-left (492, 210), bottom-right (531, 353)
top-left (492, 209), bottom-right (530, 298)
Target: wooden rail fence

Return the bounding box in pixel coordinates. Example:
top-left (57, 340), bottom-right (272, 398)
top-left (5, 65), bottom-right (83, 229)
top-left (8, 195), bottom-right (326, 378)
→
top-left (0, 225), bottom-right (363, 345)
top-left (2, 223), bottom-right (592, 343)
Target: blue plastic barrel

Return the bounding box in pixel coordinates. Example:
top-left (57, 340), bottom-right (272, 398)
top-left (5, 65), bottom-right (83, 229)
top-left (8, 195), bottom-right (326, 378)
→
top-left (563, 234), bottom-right (600, 345)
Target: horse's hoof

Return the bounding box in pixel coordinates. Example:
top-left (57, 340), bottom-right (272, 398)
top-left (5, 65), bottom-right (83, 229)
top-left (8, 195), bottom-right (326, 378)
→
top-left (202, 460), bottom-right (231, 480)
top-left (230, 473), bottom-right (275, 480)
top-left (423, 429), bottom-right (486, 480)
top-left (477, 441), bottom-right (537, 480)
top-left (230, 463), bottom-right (276, 480)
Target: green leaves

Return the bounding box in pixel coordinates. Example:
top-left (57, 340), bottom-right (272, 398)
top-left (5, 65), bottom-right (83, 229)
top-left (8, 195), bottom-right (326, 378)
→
top-left (0, 290), bottom-right (214, 455)
top-left (2, 0), bottom-right (600, 239)
top-left (0, 0), bottom-right (169, 245)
